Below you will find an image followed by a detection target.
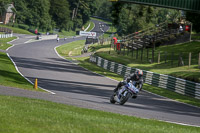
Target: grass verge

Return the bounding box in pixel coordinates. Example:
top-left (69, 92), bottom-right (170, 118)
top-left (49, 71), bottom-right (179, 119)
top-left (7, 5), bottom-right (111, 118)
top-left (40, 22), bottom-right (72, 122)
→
top-left (56, 40), bottom-right (85, 57)
top-left (0, 24), bottom-right (33, 34)
top-left (0, 95), bottom-right (199, 133)
top-left (0, 52), bottom-right (44, 91)
top-left (86, 21), bottom-right (95, 32)
top-left (0, 37), bottom-right (17, 50)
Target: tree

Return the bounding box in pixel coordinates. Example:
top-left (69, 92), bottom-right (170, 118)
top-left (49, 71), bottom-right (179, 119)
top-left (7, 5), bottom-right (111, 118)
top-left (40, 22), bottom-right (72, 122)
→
top-left (13, 0), bottom-right (52, 31)
top-left (49, 0), bottom-right (71, 31)
top-left (111, 2), bottom-right (182, 35)
top-left (0, 0), bottom-right (11, 17)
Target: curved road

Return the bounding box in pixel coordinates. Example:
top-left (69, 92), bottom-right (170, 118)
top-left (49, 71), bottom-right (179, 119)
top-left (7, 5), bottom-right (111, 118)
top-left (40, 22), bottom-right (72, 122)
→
top-left (2, 20), bottom-right (200, 127)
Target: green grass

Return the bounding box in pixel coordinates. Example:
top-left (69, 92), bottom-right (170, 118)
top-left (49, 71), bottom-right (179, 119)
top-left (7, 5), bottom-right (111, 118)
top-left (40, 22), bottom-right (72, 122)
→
top-left (56, 40), bottom-right (85, 57)
top-left (58, 30), bottom-right (77, 38)
top-left (56, 41), bottom-right (200, 107)
top-left (86, 21), bottom-right (95, 32)
top-left (0, 95), bottom-right (199, 133)
top-left (0, 37), bottom-right (16, 50)
top-left (0, 52), bottom-right (44, 91)
top-left (94, 41), bottom-right (200, 83)
top-left (0, 24), bottom-right (33, 34)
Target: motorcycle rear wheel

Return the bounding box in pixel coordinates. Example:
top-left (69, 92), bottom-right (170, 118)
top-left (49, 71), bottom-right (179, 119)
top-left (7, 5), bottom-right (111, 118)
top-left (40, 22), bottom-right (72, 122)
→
top-left (110, 94), bottom-right (116, 104)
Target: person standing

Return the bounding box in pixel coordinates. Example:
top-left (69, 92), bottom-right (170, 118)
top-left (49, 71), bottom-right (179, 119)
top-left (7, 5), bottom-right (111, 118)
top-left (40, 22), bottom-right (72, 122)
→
top-left (57, 35), bottom-right (59, 42)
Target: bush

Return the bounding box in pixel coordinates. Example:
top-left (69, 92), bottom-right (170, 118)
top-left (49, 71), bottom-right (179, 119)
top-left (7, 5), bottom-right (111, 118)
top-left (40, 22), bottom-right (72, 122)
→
top-left (18, 24), bottom-right (29, 30)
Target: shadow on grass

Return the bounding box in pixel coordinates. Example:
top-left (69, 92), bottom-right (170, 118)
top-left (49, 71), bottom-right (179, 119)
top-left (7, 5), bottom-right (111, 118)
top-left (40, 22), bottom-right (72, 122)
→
top-left (170, 71), bottom-right (200, 83)
top-left (0, 53), bottom-right (12, 64)
top-left (0, 70), bottom-right (30, 85)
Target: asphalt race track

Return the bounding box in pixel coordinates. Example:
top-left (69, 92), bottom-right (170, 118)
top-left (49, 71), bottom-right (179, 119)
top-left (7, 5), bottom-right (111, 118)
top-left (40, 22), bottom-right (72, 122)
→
top-left (2, 19), bottom-right (200, 127)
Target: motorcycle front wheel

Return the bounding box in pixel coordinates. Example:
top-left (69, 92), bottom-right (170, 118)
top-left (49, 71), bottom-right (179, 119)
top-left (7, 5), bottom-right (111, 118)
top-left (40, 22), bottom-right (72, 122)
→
top-left (119, 92), bottom-right (131, 105)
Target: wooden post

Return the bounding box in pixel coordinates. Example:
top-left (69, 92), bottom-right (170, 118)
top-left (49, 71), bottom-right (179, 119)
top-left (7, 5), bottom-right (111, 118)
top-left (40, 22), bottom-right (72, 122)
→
top-left (152, 49), bottom-right (154, 63)
top-left (141, 48), bottom-right (143, 61)
top-left (199, 52), bottom-right (200, 69)
top-left (132, 43), bottom-right (133, 58)
top-left (178, 53), bottom-right (184, 66)
top-left (171, 52), bottom-right (174, 67)
top-left (190, 23), bottom-right (193, 42)
top-left (136, 48), bottom-right (138, 59)
top-left (127, 44), bottom-right (129, 56)
top-left (152, 38), bottom-right (155, 63)
top-left (165, 52), bottom-right (167, 64)
top-left (158, 51), bottom-right (160, 64)
top-left (189, 52), bottom-right (191, 67)
top-left (147, 48), bottom-right (149, 61)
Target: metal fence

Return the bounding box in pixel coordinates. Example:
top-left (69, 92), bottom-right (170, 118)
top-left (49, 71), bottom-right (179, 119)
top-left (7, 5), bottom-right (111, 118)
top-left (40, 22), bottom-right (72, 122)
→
top-left (0, 27), bottom-right (13, 38)
top-left (90, 55), bottom-right (200, 99)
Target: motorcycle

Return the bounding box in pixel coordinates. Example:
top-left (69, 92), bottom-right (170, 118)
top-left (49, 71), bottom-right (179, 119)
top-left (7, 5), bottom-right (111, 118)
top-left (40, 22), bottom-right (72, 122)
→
top-left (110, 81), bottom-right (138, 105)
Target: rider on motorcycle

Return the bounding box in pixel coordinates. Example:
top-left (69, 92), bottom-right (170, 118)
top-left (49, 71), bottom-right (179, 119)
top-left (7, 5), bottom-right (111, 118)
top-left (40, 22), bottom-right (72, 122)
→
top-left (114, 69), bottom-right (144, 101)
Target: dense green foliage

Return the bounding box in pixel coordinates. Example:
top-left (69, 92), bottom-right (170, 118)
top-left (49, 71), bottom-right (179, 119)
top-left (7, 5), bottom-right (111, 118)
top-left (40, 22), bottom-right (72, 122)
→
top-left (111, 2), bottom-right (182, 35)
top-left (9, 0), bottom-right (100, 32)
top-left (0, 0), bottom-right (11, 16)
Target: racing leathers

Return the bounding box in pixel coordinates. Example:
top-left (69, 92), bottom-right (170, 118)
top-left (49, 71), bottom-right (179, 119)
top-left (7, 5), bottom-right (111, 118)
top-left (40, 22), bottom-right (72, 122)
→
top-left (114, 72), bottom-right (143, 99)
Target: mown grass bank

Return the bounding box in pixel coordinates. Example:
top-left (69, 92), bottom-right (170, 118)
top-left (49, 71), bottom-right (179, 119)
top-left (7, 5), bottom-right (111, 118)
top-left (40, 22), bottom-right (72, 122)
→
top-left (0, 37), bottom-right (16, 50)
top-left (56, 41), bottom-right (200, 107)
top-left (0, 24), bottom-right (33, 35)
top-left (93, 41), bottom-right (200, 83)
top-left (1, 95), bottom-right (199, 133)
top-left (0, 52), bottom-right (43, 91)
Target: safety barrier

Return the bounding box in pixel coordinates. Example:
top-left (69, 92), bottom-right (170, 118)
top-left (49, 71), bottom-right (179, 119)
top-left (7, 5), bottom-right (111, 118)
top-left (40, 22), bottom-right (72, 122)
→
top-left (0, 34), bottom-right (13, 38)
top-left (90, 55), bottom-right (200, 99)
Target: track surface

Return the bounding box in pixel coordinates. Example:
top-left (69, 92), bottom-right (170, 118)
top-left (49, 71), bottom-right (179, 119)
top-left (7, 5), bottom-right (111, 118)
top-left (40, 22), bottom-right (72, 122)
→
top-left (1, 20), bottom-right (200, 127)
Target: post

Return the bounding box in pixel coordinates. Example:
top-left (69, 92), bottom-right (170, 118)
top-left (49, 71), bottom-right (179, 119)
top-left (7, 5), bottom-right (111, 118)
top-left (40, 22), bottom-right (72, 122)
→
top-left (147, 48), bottom-right (149, 61)
top-left (34, 78), bottom-right (38, 90)
top-left (136, 48), bottom-right (138, 59)
top-left (171, 52), bottom-right (174, 67)
top-left (158, 51), bottom-right (160, 64)
top-left (189, 52), bottom-right (191, 67)
top-left (165, 51), bottom-right (167, 64)
top-left (123, 43), bottom-right (125, 56)
top-left (190, 23), bottom-right (193, 42)
top-left (141, 48), bottom-right (143, 61)
top-left (152, 49), bottom-right (154, 63)
top-left (199, 52), bottom-right (200, 69)
top-left (132, 43), bottom-right (134, 58)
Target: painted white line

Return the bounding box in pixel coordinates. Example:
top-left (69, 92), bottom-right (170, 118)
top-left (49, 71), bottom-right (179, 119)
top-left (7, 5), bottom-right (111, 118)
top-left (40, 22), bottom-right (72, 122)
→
top-left (90, 21), bottom-right (95, 32)
top-left (6, 53), bottom-right (56, 95)
top-left (84, 23), bottom-right (91, 32)
top-left (7, 36), bottom-right (19, 44)
top-left (6, 36), bottom-right (19, 51)
top-left (158, 119), bottom-right (200, 127)
top-left (24, 39), bottom-right (33, 44)
top-left (6, 45), bottom-right (15, 51)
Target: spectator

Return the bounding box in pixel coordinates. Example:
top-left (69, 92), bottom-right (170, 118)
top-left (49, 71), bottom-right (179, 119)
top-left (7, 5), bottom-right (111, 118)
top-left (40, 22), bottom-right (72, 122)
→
top-left (57, 36), bottom-right (59, 42)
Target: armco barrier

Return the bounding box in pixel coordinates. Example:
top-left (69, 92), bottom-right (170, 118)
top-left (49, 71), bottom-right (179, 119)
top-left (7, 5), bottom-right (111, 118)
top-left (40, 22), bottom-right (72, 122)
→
top-left (90, 55), bottom-right (200, 99)
top-left (0, 34), bottom-right (13, 38)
